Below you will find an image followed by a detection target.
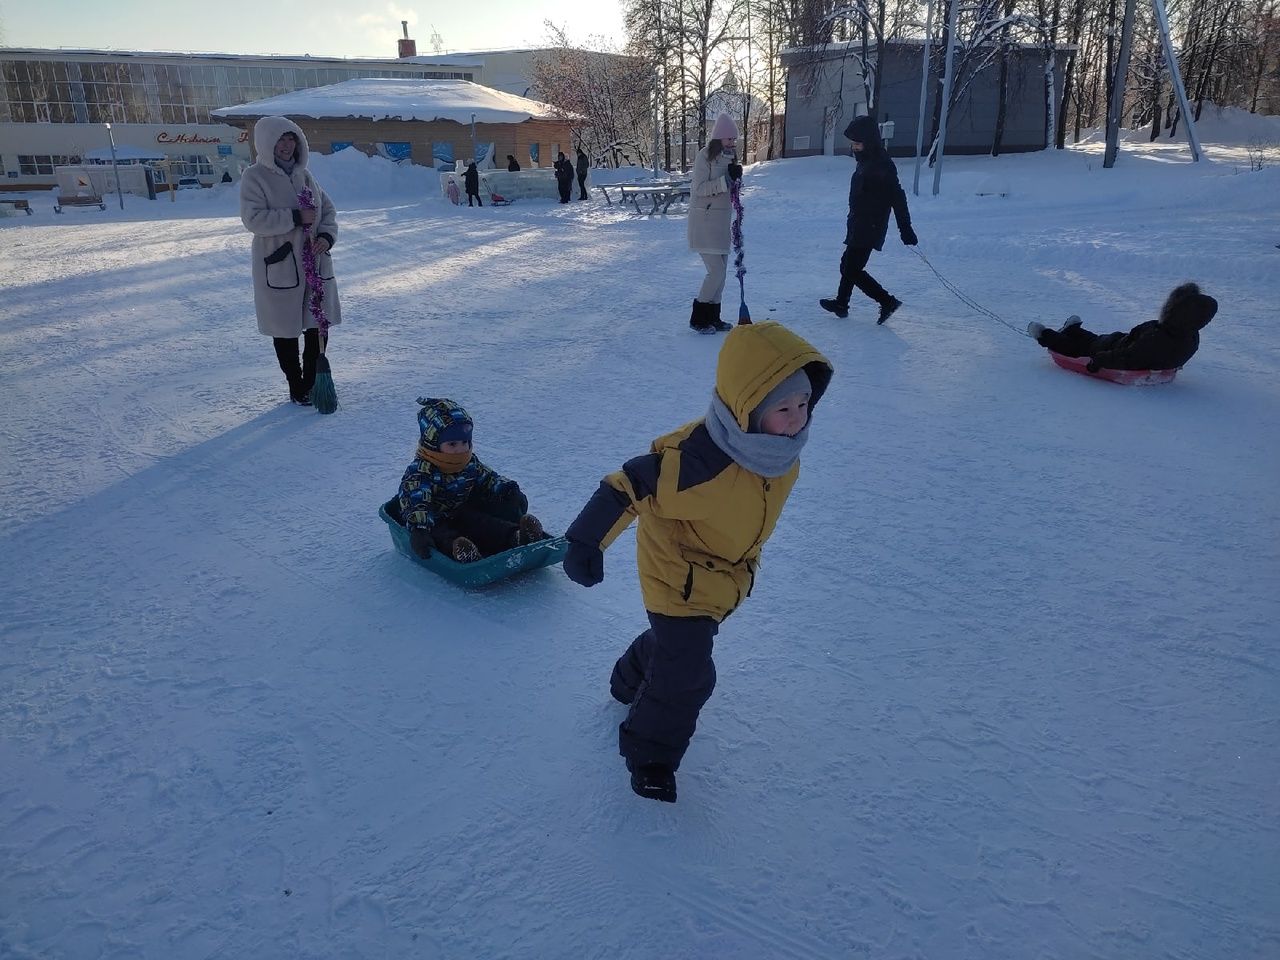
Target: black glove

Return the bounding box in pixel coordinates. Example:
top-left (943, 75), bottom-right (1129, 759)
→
top-left (409, 527), bottom-right (434, 559)
top-left (901, 227), bottom-right (918, 246)
top-left (499, 485), bottom-right (529, 515)
top-left (727, 163), bottom-right (743, 182)
top-left (564, 539), bottom-right (604, 587)
top-left (1085, 358), bottom-right (1102, 373)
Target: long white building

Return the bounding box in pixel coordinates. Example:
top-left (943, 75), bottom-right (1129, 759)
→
top-left (0, 44), bottom-right (555, 189)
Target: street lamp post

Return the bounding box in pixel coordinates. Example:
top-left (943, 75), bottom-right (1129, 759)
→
top-left (104, 122), bottom-right (125, 211)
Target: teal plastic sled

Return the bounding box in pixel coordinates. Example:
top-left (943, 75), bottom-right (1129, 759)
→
top-left (379, 499), bottom-right (568, 588)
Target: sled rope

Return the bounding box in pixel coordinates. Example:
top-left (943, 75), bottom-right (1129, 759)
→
top-left (910, 247), bottom-right (1031, 338)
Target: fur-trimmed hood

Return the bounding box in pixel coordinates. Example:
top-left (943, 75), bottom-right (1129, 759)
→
top-left (252, 116), bottom-right (310, 170)
top-left (1159, 282), bottom-right (1217, 334)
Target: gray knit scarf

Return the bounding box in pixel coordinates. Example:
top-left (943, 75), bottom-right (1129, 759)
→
top-left (275, 156), bottom-right (297, 175)
top-left (705, 393), bottom-right (809, 478)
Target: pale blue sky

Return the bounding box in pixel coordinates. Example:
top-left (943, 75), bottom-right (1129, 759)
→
top-left (1, 0), bottom-right (626, 59)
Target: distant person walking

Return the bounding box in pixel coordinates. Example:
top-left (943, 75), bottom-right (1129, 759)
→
top-left (819, 115), bottom-right (916, 324)
top-left (464, 161), bottom-right (483, 207)
top-left (554, 152), bottom-right (574, 204)
top-left (687, 112), bottom-right (742, 334)
top-left (576, 148), bottom-right (590, 200)
top-left (239, 116), bottom-right (342, 405)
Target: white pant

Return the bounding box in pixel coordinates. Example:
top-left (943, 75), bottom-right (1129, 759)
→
top-left (697, 254), bottom-right (728, 304)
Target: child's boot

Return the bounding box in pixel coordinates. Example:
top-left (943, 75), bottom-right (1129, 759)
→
top-left (1060, 315), bottom-right (1082, 331)
top-left (451, 536), bottom-right (482, 563)
top-left (1027, 321), bottom-right (1048, 341)
top-left (627, 759), bottom-right (677, 803)
top-left (516, 513), bottom-right (548, 546)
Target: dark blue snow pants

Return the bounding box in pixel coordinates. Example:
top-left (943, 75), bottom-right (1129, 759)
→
top-left (611, 611), bottom-right (719, 770)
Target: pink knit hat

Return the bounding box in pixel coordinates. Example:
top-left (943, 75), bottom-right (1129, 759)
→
top-left (710, 112), bottom-right (739, 142)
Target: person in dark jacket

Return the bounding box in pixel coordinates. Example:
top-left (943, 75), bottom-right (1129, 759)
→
top-left (1028, 283), bottom-right (1218, 371)
top-left (575, 148), bottom-right (590, 200)
top-left (554, 152), bottom-right (574, 203)
top-left (463, 161), bottom-right (482, 206)
top-left (507, 154), bottom-right (521, 172)
top-left (820, 115), bottom-right (917, 324)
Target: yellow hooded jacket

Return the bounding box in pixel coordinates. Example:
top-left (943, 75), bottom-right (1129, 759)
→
top-left (567, 322), bottom-right (833, 621)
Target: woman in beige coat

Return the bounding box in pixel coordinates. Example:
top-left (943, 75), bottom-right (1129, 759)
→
top-left (686, 112), bottom-right (743, 335)
top-left (239, 116), bottom-right (342, 405)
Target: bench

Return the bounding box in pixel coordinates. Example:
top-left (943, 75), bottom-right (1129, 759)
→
top-left (54, 194), bottom-right (107, 214)
top-left (618, 181), bottom-right (691, 215)
top-left (0, 198), bottom-right (33, 215)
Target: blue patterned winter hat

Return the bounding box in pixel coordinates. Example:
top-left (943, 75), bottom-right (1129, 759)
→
top-left (416, 397), bottom-right (473, 450)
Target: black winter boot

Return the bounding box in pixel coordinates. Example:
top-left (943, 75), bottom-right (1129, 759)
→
top-left (877, 296), bottom-right (903, 325)
top-left (819, 298), bottom-right (849, 319)
top-left (627, 759), bottom-right (677, 803)
top-left (708, 302), bottom-right (733, 333)
top-left (689, 299), bottom-right (716, 334)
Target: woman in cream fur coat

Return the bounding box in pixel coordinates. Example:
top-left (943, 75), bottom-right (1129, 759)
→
top-left (685, 112), bottom-right (743, 335)
top-left (239, 116), bottom-right (342, 405)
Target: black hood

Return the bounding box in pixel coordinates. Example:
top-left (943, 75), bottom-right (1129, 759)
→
top-left (843, 115), bottom-right (885, 157)
top-left (1159, 282), bottom-right (1218, 333)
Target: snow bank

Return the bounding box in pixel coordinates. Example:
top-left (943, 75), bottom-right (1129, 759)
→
top-left (307, 147), bottom-right (439, 209)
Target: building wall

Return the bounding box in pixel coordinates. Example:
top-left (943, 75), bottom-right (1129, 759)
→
top-left (0, 50), bottom-right (476, 188)
top-left (783, 43), bottom-right (1070, 158)
top-left (229, 116), bottom-right (574, 171)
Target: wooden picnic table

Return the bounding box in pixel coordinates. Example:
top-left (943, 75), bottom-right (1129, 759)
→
top-left (617, 180), bottom-right (691, 215)
top-left (0, 197), bottom-right (33, 215)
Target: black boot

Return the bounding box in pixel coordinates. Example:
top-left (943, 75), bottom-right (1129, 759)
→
top-left (877, 296), bottom-right (903, 325)
top-left (689, 299), bottom-right (715, 334)
top-left (708, 302), bottom-right (732, 333)
top-left (627, 759), bottom-right (677, 803)
top-left (819, 298), bottom-right (849, 318)
top-left (273, 337), bottom-right (309, 404)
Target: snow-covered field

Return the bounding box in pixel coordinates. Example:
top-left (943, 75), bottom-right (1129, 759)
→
top-left (2, 114), bottom-right (1278, 959)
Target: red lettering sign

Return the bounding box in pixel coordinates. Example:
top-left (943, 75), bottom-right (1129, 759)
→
top-left (156, 132), bottom-right (224, 145)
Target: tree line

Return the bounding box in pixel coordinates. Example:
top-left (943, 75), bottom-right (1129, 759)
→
top-left (530, 0), bottom-right (1279, 170)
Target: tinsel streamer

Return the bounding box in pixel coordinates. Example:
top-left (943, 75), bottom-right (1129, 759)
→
top-left (297, 187), bottom-right (328, 336)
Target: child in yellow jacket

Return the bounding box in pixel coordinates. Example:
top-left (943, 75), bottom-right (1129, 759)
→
top-left (564, 321), bottom-right (834, 803)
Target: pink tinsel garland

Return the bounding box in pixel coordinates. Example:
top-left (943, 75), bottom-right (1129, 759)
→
top-left (297, 187), bottom-right (329, 336)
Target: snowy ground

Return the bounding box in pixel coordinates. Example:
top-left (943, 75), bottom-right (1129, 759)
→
top-left (2, 118), bottom-right (1278, 959)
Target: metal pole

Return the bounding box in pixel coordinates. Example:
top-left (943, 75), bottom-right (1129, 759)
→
top-left (931, 0), bottom-right (961, 196)
top-left (653, 66), bottom-right (661, 178)
top-left (1151, 0), bottom-right (1202, 161)
top-left (1102, 0), bottom-right (1137, 167)
top-left (105, 122), bottom-right (124, 211)
top-left (912, 0), bottom-right (935, 196)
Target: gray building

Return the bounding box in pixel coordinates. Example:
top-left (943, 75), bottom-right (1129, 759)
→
top-left (783, 40), bottom-right (1072, 158)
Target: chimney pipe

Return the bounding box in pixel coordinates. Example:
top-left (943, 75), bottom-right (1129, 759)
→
top-left (398, 21), bottom-right (418, 58)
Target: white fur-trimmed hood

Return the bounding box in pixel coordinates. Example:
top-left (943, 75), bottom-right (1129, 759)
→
top-left (252, 116), bottom-right (310, 170)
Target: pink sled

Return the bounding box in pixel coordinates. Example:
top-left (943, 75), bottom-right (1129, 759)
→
top-left (1048, 350), bottom-right (1179, 386)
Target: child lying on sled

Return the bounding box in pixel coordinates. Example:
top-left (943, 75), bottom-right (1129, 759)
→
top-left (396, 397), bottom-right (549, 563)
top-left (1028, 282), bottom-right (1217, 372)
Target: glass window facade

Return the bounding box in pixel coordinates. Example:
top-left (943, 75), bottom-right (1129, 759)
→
top-left (18, 154), bottom-right (80, 175)
top-left (0, 56), bottom-right (474, 125)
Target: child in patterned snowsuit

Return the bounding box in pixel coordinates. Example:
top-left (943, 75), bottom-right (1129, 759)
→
top-left (563, 322), bottom-right (834, 803)
top-left (396, 398), bottom-right (546, 563)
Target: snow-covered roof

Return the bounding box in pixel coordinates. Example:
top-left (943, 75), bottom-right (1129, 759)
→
top-left (211, 78), bottom-right (560, 124)
top-left (0, 46), bottom-right (473, 67)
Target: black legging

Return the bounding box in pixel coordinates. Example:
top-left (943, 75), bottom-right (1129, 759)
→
top-left (272, 328), bottom-right (326, 394)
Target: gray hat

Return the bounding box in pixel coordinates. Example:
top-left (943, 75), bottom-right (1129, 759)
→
top-left (748, 368), bottom-right (812, 432)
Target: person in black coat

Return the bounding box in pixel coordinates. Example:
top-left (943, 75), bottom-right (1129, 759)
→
top-left (507, 155), bottom-right (521, 172)
top-left (463, 161), bottom-right (482, 207)
top-left (554, 152), bottom-right (574, 203)
top-left (820, 114), bottom-right (917, 324)
top-left (1029, 283), bottom-right (1218, 371)
top-left (575, 148), bottom-right (590, 200)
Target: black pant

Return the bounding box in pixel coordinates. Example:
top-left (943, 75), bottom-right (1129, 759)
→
top-left (558, 180), bottom-right (572, 203)
top-left (467, 190), bottom-right (482, 207)
top-left (836, 245), bottom-right (891, 308)
top-left (272, 328), bottom-right (325, 395)
top-left (611, 612), bottom-right (719, 770)
top-left (1038, 325), bottom-right (1119, 358)
top-left (577, 172), bottom-right (588, 200)
top-left (430, 502), bottom-right (519, 557)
